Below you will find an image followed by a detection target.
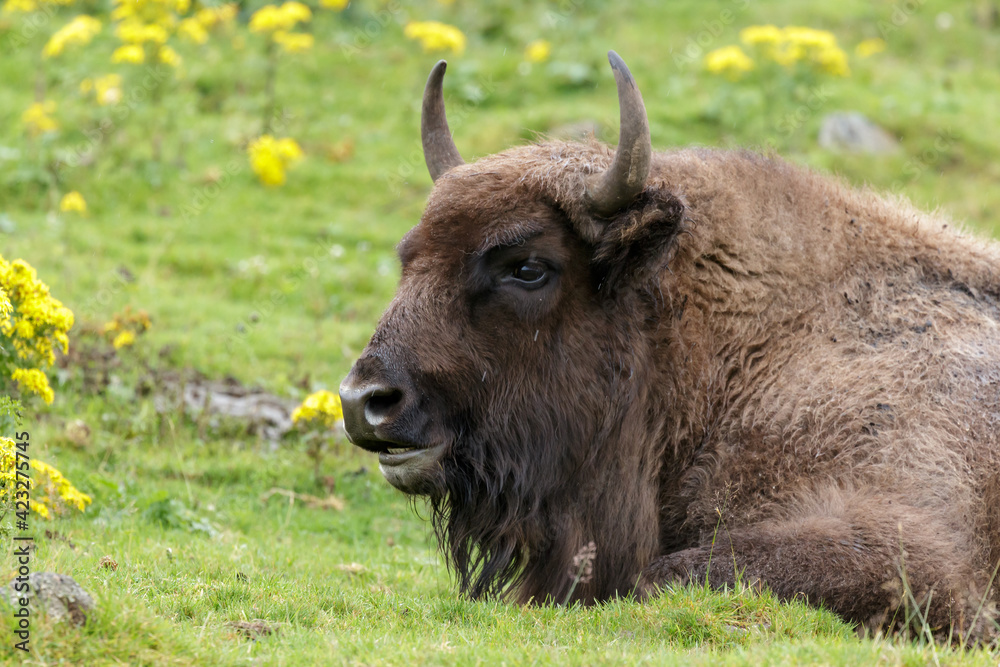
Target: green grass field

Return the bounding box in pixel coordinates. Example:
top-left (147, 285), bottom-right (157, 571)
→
top-left (2, 0), bottom-right (1000, 663)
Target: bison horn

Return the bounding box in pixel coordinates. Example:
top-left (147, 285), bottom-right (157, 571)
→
top-left (585, 51), bottom-right (652, 216)
top-left (421, 60), bottom-right (465, 181)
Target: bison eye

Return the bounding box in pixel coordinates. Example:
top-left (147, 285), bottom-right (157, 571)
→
top-left (508, 260), bottom-right (550, 289)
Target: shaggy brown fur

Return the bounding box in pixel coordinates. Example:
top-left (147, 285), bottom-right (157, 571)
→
top-left (344, 138), bottom-right (1000, 642)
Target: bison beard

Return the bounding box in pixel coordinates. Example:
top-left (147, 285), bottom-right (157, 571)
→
top-left (340, 53), bottom-right (1000, 642)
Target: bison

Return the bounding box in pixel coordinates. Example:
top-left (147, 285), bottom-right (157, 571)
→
top-left (340, 51), bottom-right (1000, 640)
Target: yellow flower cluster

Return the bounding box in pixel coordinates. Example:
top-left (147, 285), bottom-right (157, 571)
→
top-left (856, 38), bottom-right (886, 58)
top-left (1, 0), bottom-right (73, 13)
top-left (21, 100), bottom-right (58, 137)
top-left (0, 256), bottom-right (74, 376)
top-left (249, 2), bottom-right (311, 33)
top-left (42, 14), bottom-right (101, 58)
top-left (176, 5), bottom-right (236, 43)
top-left (248, 135), bottom-right (303, 186)
top-left (273, 30), bottom-right (314, 53)
top-left (250, 2), bottom-right (313, 54)
top-left (704, 45), bottom-right (754, 80)
top-left (109, 0), bottom-right (189, 67)
top-left (0, 287), bottom-right (11, 321)
top-left (116, 21), bottom-right (169, 44)
top-left (292, 390), bottom-right (343, 429)
top-left (524, 39), bottom-right (551, 64)
top-left (31, 458), bottom-right (93, 517)
top-left (80, 74), bottom-right (123, 106)
top-left (404, 20), bottom-right (466, 54)
top-left (0, 439), bottom-right (93, 519)
top-left (11, 368), bottom-right (53, 404)
top-left (59, 190), bottom-right (88, 213)
top-left (319, 0), bottom-right (348, 8)
top-left (103, 306), bottom-right (151, 350)
top-left (112, 330), bottom-right (135, 348)
top-left (731, 24), bottom-right (850, 77)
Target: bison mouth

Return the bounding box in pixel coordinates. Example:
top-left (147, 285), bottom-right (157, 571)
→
top-left (361, 441), bottom-right (447, 494)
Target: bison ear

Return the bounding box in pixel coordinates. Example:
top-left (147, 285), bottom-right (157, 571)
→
top-left (591, 186), bottom-right (686, 291)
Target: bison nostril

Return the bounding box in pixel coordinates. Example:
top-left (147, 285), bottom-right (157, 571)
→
top-left (365, 387), bottom-right (404, 426)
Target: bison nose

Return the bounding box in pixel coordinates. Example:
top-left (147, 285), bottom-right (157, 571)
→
top-left (340, 368), bottom-right (411, 449)
top-left (342, 383), bottom-right (403, 428)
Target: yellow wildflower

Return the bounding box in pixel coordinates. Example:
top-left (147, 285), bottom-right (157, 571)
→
top-left (705, 45), bottom-right (754, 80)
top-left (813, 44), bottom-right (850, 76)
top-left (783, 26), bottom-right (836, 49)
top-left (404, 20), bottom-right (466, 54)
top-left (14, 319), bottom-right (34, 339)
top-left (43, 15), bottom-right (102, 58)
top-left (0, 255), bottom-right (75, 370)
top-left (273, 30), bottom-right (314, 53)
top-left (178, 17), bottom-right (208, 43)
top-left (112, 330), bottom-right (136, 349)
top-left (248, 135), bottom-right (303, 186)
top-left (116, 20), bottom-right (169, 44)
top-left (11, 368), bottom-right (55, 404)
top-left (0, 287), bottom-right (11, 321)
top-left (730, 24), bottom-right (851, 77)
top-left (84, 74), bottom-right (123, 106)
top-left (31, 500), bottom-right (50, 519)
top-left (1, 0), bottom-right (38, 13)
top-left (320, 0), bottom-right (349, 9)
top-left (21, 101), bottom-right (58, 137)
top-left (739, 24), bottom-right (783, 46)
top-left (250, 2), bottom-right (311, 33)
top-left (29, 458), bottom-right (93, 516)
top-left (195, 3), bottom-right (236, 28)
top-left (60, 191), bottom-right (87, 213)
top-left (112, 44), bottom-right (146, 64)
top-left (1, 438), bottom-right (91, 519)
top-left (281, 1), bottom-right (311, 23)
top-left (856, 38), bottom-right (886, 58)
top-left (292, 390), bottom-right (344, 428)
top-left (158, 45), bottom-right (182, 67)
top-left (524, 39), bottom-right (551, 64)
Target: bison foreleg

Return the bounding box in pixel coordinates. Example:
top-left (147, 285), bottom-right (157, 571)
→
top-left (639, 505), bottom-right (998, 641)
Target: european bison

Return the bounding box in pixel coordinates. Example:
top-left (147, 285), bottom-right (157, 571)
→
top-left (340, 52), bottom-right (1000, 640)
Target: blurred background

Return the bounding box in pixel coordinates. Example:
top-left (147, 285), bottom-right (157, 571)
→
top-left (1, 0), bottom-right (999, 662)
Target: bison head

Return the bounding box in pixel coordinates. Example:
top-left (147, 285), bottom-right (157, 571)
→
top-left (341, 53), bottom-right (687, 604)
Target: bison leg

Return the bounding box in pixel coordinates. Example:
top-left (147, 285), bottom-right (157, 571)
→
top-left (639, 496), bottom-right (998, 641)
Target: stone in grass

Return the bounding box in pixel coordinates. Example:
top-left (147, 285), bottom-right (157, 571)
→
top-left (818, 111), bottom-right (900, 154)
top-left (5, 572), bottom-right (95, 626)
top-left (228, 620), bottom-right (279, 639)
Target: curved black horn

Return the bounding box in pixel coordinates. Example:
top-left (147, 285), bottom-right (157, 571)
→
top-left (421, 60), bottom-right (465, 181)
top-left (585, 51), bottom-right (652, 216)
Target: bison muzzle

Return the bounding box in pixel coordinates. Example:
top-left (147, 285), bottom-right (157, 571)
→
top-left (340, 51), bottom-right (1000, 641)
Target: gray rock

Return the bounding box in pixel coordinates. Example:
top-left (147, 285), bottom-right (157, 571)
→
top-left (818, 112), bottom-right (899, 154)
top-left (6, 572), bottom-right (94, 626)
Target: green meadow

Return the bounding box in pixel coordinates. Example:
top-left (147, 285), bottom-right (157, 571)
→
top-left (1, 0), bottom-right (999, 663)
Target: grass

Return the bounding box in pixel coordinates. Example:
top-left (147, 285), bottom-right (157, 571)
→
top-left (2, 0), bottom-right (1000, 663)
